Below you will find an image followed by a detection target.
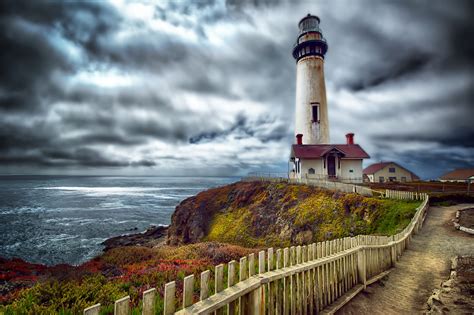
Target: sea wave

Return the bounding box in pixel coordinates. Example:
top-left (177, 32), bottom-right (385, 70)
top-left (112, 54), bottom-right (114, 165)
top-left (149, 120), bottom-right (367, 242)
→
top-left (37, 186), bottom-right (199, 192)
top-left (0, 206), bottom-right (49, 215)
top-left (1, 176), bottom-right (235, 265)
top-left (35, 186), bottom-right (198, 197)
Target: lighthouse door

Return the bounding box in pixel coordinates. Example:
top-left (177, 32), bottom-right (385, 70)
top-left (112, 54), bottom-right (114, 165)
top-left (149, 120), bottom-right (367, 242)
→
top-left (327, 155), bottom-right (336, 178)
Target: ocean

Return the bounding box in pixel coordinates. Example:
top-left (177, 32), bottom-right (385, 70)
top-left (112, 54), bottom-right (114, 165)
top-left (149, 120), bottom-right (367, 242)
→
top-left (0, 176), bottom-right (237, 266)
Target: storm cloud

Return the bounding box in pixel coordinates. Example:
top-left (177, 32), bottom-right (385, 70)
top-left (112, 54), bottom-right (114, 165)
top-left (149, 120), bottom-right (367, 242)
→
top-left (0, 0), bottom-right (472, 178)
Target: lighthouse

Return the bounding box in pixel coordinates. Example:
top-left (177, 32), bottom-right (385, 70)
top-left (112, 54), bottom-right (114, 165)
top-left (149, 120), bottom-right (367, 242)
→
top-left (293, 14), bottom-right (329, 144)
top-left (289, 15), bottom-right (370, 183)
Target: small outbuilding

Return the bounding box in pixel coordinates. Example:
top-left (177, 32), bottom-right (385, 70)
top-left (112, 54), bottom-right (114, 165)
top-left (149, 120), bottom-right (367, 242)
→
top-left (439, 168), bottom-right (474, 183)
top-left (363, 162), bottom-right (419, 183)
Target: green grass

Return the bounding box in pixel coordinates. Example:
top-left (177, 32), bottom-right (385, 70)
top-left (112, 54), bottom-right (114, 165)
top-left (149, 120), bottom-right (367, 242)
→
top-left (370, 199), bottom-right (421, 235)
top-left (205, 207), bottom-right (262, 247)
top-left (0, 275), bottom-right (127, 315)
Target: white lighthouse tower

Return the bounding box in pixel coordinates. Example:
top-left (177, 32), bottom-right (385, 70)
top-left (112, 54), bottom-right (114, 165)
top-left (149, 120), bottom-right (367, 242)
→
top-left (289, 15), bottom-right (370, 183)
top-left (293, 14), bottom-right (329, 144)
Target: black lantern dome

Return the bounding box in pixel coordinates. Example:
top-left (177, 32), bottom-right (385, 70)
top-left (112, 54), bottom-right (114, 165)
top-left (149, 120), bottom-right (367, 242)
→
top-left (292, 14), bottom-right (328, 61)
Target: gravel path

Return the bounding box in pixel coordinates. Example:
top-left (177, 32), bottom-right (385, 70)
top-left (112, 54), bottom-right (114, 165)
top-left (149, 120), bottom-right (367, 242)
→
top-left (337, 204), bottom-right (474, 315)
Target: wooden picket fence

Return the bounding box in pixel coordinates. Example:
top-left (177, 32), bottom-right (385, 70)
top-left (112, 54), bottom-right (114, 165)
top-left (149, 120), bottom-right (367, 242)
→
top-left (384, 189), bottom-right (424, 200)
top-left (84, 192), bottom-right (429, 315)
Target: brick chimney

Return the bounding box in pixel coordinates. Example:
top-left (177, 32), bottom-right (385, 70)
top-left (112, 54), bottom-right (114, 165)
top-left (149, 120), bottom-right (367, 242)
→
top-left (345, 133), bottom-right (354, 145)
top-left (296, 134), bottom-right (303, 145)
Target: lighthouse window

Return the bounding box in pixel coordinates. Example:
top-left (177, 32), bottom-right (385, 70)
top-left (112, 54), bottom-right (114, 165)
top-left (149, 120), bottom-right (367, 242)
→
top-left (311, 103), bottom-right (319, 122)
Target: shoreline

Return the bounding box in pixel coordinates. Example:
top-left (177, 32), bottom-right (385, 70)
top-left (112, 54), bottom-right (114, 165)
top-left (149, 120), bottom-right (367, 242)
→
top-left (101, 225), bottom-right (169, 251)
top-left (0, 224), bottom-right (170, 267)
top-left (0, 225), bottom-right (171, 300)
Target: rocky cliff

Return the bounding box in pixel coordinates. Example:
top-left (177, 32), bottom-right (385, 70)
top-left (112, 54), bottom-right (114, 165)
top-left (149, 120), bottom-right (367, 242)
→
top-left (167, 181), bottom-right (420, 248)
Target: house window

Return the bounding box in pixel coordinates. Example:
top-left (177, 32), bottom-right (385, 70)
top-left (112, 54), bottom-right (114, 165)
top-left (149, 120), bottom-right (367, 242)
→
top-left (379, 177), bottom-right (384, 183)
top-left (401, 177), bottom-right (407, 182)
top-left (349, 169), bottom-right (354, 173)
top-left (308, 168), bottom-right (315, 174)
top-left (389, 177), bottom-right (397, 182)
top-left (389, 167), bottom-right (396, 173)
top-left (311, 103), bottom-right (319, 122)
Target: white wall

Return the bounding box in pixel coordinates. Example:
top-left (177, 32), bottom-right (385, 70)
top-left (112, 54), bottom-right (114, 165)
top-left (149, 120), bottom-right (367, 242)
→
top-left (297, 158), bottom-right (363, 183)
top-left (295, 56), bottom-right (329, 144)
top-left (339, 159), bottom-right (363, 181)
top-left (371, 163), bottom-right (415, 182)
top-left (301, 159), bottom-right (324, 178)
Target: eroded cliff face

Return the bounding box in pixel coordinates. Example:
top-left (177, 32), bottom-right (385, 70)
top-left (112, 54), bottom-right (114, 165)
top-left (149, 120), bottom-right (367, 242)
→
top-left (167, 181), bottom-right (420, 248)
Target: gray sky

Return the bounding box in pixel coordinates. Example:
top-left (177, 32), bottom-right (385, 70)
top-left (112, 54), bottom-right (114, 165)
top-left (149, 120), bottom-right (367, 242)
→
top-left (0, 0), bottom-right (473, 179)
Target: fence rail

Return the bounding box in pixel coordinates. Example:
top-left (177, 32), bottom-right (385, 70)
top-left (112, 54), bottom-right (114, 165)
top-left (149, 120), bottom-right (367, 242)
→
top-left (83, 189), bottom-right (429, 315)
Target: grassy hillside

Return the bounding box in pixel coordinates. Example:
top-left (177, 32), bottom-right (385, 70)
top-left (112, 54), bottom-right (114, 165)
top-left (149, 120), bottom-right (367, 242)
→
top-left (169, 181), bottom-right (421, 248)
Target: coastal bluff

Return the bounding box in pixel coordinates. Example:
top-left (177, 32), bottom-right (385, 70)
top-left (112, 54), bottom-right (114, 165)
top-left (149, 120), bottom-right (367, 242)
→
top-left (167, 181), bottom-right (420, 247)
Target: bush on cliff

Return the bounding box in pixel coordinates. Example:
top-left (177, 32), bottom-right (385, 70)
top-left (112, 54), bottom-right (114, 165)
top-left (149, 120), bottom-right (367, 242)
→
top-left (0, 242), bottom-right (256, 314)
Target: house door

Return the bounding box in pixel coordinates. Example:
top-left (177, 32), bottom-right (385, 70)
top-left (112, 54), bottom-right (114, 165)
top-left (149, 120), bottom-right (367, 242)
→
top-left (327, 156), bottom-right (336, 178)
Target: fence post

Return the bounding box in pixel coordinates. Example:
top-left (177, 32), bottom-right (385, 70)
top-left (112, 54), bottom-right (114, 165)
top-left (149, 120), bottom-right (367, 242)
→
top-left (142, 288), bottom-right (156, 315)
top-left (183, 275), bottom-right (194, 308)
top-left (239, 257), bottom-right (249, 314)
top-left (164, 282), bottom-right (176, 315)
top-left (357, 248), bottom-right (367, 290)
top-left (215, 264), bottom-right (225, 315)
top-left (283, 247), bottom-right (290, 315)
top-left (114, 296), bottom-right (130, 315)
top-left (200, 270), bottom-right (210, 301)
top-left (83, 304), bottom-right (100, 315)
top-left (228, 260), bottom-right (237, 314)
top-left (390, 241), bottom-right (397, 267)
top-left (249, 252), bottom-right (265, 315)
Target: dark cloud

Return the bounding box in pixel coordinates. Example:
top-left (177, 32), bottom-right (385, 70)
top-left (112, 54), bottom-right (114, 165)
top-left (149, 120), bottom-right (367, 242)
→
top-left (131, 159), bottom-right (157, 167)
top-left (0, 0), bottom-right (120, 112)
top-left (189, 114), bottom-right (289, 144)
top-left (373, 132), bottom-right (474, 150)
top-left (0, 0), bottom-right (472, 178)
top-left (347, 53), bottom-right (432, 92)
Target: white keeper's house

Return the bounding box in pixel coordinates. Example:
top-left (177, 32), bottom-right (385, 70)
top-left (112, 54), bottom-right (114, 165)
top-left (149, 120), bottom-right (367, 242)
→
top-left (363, 162), bottom-right (420, 183)
top-left (288, 14), bottom-right (370, 183)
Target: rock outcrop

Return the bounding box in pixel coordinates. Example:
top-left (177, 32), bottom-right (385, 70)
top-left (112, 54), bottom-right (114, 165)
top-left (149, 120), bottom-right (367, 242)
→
top-left (102, 225), bottom-right (168, 251)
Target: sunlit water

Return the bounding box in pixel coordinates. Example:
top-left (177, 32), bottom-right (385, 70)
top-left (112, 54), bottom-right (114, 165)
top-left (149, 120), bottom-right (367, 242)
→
top-left (0, 176), bottom-right (237, 266)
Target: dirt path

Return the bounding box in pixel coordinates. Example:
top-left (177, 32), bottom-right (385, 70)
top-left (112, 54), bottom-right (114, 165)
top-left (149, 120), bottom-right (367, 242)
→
top-left (337, 204), bottom-right (474, 315)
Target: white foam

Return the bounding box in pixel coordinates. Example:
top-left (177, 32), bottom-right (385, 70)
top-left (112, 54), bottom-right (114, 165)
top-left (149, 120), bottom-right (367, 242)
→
top-left (36, 186), bottom-right (198, 198)
top-left (0, 206), bottom-right (48, 215)
top-left (49, 234), bottom-right (79, 242)
top-left (39, 186), bottom-right (197, 192)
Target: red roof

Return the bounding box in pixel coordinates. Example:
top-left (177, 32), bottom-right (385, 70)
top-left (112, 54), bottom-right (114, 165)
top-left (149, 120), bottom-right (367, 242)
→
top-left (440, 168), bottom-right (474, 180)
top-left (363, 162), bottom-right (391, 174)
top-left (363, 162), bottom-right (420, 180)
top-left (291, 144), bottom-right (370, 159)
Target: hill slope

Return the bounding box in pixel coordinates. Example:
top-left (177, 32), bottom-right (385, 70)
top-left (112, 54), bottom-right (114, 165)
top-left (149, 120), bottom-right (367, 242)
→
top-left (168, 181), bottom-right (421, 248)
